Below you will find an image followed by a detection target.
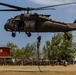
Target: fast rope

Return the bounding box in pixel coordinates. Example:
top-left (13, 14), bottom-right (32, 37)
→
top-left (37, 33), bottom-right (41, 72)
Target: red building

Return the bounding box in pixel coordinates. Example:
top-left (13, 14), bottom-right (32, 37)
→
top-left (0, 47), bottom-right (11, 58)
top-left (0, 47), bottom-right (11, 65)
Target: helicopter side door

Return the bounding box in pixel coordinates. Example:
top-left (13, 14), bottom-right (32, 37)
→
top-left (24, 20), bottom-right (36, 32)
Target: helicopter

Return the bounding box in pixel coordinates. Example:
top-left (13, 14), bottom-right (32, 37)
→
top-left (0, 2), bottom-right (76, 39)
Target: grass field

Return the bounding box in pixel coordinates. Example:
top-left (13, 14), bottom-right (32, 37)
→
top-left (0, 65), bottom-right (76, 75)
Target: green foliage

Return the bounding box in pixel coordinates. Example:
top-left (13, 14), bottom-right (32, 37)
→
top-left (5, 32), bottom-right (76, 64)
top-left (6, 42), bottom-right (37, 64)
top-left (42, 32), bottom-right (76, 63)
top-left (6, 42), bottom-right (19, 59)
top-left (42, 41), bottom-right (51, 59)
top-left (21, 43), bottom-right (36, 59)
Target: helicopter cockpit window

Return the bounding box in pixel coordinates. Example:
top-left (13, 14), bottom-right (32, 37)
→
top-left (6, 18), bottom-right (14, 26)
top-left (24, 20), bottom-right (35, 27)
top-left (6, 19), bottom-right (10, 25)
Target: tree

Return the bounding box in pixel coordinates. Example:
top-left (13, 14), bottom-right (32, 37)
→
top-left (22, 43), bottom-right (37, 59)
top-left (6, 42), bottom-right (37, 65)
top-left (6, 42), bottom-right (19, 59)
top-left (59, 32), bottom-right (76, 62)
top-left (42, 33), bottom-right (62, 61)
top-left (42, 32), bottom-right (76, 64)
top-left (6, 42), bottom-right (20, 64)
top-left (42, 41), bottom-right (50, 59)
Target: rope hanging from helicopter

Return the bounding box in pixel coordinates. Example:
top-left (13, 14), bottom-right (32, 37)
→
top-left (37, 33), bottom-right (42, 72)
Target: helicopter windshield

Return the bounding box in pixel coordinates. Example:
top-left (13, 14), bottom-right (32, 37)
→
top-left (5, 18), bottom-right (14, 25)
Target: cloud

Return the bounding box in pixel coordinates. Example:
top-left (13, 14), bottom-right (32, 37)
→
top-left (29, 0), bottom-right (76, 5)
top-left (29, 0), bottom-right (76, 15)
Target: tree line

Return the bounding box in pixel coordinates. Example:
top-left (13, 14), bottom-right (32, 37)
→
top-left (5, 32), bottom-right (76, 65)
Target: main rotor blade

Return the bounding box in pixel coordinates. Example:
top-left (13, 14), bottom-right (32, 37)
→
top-left (0, 9), bottom-right (21, 11)
top-left (0, 2), bottom-right (55, 11)
top-left (0, 2), bottom-right (76, 11)
top-left (0, 2), bottom-right (26, 10)
top-left (34, 2), bottom-right (76, 10)
top-left (34, 8), bottom-right (55, 10)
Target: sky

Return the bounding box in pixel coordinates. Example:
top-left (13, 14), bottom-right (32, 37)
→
top-left (0, 0), bottom-right (76, 48)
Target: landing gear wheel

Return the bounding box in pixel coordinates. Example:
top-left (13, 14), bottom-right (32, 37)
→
top-left (26, 32), bottom-right (31, 37)
top-left (12, 32), bottom-right (16, 37)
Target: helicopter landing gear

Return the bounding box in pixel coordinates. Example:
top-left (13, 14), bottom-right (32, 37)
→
top-left (26, 32), bottom-right (31, 37)
top-left (12, 31), bottom-right (16, 37)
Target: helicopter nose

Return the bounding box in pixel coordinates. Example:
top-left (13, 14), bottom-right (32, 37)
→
top-left (4, 24), bottom-right (11, 31)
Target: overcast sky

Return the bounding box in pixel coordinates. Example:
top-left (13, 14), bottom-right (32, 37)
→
top-left (30, 0), bottom-right (75, 5)
top-left (0, 0), bottom-right (76, 48)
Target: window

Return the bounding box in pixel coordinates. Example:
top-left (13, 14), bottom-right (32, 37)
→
top-left (24, 20), bottom-right (35, 27)
top-left (0, 49), bottom-right (3, 52)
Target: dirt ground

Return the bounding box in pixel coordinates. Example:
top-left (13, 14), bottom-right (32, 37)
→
top-left (0, 65), bottom-right (76, 75)
top-left (0, 71), bottom-right (76, 75)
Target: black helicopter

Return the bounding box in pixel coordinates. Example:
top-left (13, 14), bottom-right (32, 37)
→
top-left (0, 2), bottom-right (76, 39)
